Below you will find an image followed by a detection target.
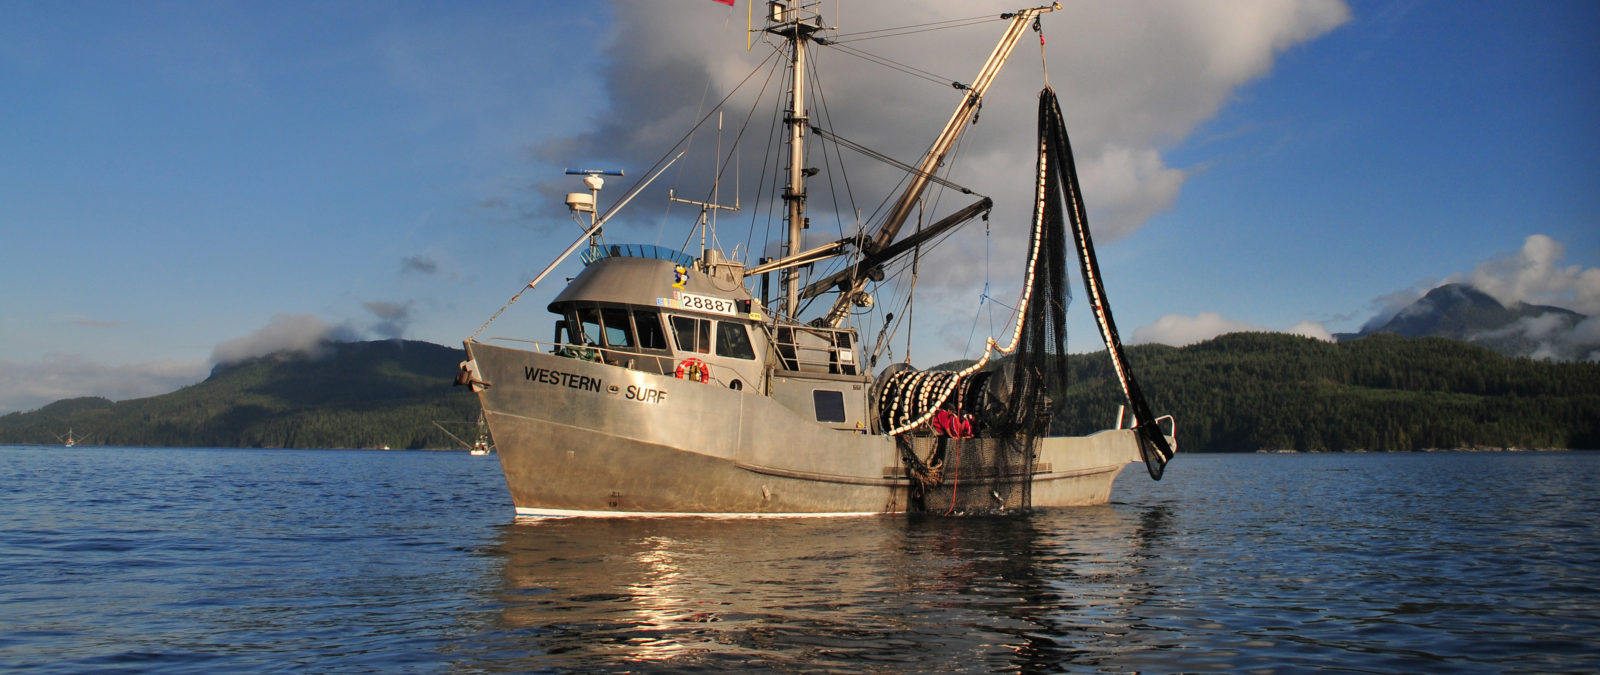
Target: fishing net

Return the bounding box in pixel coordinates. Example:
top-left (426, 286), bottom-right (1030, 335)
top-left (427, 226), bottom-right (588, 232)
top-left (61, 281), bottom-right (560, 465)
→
top-left (873, 86), bottom-right (1173, 514)
top-left (1038, 86), bottom-right (1175, 480)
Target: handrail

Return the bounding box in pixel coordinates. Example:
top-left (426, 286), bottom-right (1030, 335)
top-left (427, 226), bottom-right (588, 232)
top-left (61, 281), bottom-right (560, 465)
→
top-left (767, 324), bottom-right (859, 375)
top-left (483, 337), bottom-right (676, 375)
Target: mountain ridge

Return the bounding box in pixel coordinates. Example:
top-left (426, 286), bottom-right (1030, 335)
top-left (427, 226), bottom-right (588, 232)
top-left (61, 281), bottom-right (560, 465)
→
top-left (1338, 283), bottom-right (1596, 361)
top-left (0, 339), bottom-right (481, 450)
top-left (3, 334), bottom-right (1596, 453)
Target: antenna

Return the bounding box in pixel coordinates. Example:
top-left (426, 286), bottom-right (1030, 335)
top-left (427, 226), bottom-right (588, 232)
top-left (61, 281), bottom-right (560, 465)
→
top-left (667, 111), bottom-right (739, 267)
top-left (667, 188), bottom-right (739, 268)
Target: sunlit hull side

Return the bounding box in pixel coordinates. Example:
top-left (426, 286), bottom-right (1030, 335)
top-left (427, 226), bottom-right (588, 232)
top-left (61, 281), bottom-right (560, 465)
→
top-left (467, 341), bottom-right (1148, 517)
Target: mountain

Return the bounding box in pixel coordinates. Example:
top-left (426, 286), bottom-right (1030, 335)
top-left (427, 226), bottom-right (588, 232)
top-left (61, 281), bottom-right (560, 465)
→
top-left (1341, 283), bottom-right (1596, 361)
top-left (0, 340), bottom-right (481, 449)
top-left (4, 334), bottom-right (1597, 453)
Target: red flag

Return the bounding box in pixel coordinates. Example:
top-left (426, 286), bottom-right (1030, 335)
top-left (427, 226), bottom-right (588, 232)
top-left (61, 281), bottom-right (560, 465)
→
top-left (712, 0), bottom-right (735, 5)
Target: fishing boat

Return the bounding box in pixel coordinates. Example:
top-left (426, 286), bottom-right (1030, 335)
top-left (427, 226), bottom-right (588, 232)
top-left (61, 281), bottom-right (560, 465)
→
top-left (458, 2), bottom-right (1175, 517)
top-left (433, 412), bottom-right (495, 456)
top-left (55, 427), bottom-right (85, 448)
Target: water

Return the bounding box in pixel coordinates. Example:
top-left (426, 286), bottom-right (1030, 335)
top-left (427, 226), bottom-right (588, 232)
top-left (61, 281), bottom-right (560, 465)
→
top-left (2, 446), bottom-right (1596, 673)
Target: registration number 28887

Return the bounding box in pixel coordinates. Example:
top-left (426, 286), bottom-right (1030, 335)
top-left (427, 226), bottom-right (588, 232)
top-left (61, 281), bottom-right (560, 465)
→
top-left (672, 292), bottom-right (737, 316)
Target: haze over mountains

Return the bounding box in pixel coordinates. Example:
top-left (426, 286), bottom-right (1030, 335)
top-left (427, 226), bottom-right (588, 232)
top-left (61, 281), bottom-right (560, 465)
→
top-left (0, 341), bottom-right (480, 450)
top-left (1342, 283), bottom-right (1599, 362)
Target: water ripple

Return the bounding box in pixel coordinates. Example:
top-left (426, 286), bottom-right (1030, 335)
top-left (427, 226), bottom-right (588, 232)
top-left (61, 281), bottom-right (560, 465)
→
top-left (1, 447), bottom-right (1596, 672)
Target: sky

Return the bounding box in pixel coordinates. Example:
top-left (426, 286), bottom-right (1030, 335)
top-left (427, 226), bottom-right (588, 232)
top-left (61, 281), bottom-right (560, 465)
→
top-left (2, 0), bottom-right (1597, 414)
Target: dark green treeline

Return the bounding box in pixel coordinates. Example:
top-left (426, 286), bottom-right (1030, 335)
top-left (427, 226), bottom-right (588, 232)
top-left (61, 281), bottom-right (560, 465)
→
top-left (3, 334), bottom-right (1597, 452)
top-left (1055, 332), bottom-right (1600, 452)
top-left (0, 341), bottom-right (481, 450)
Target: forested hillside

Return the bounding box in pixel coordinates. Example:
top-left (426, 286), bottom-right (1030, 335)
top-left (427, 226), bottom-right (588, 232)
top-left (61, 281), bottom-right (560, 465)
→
top-left (0, 340), bottom-right (480, 449)
top-left (4, 334), bottom-right (1597, 453)
top-left (1055, 332), bottom-right (1600, 452)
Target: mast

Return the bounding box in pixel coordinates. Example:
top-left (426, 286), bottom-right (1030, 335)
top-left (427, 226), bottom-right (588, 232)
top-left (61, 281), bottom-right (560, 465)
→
top-left (767, 1), bottom-right (822, 319)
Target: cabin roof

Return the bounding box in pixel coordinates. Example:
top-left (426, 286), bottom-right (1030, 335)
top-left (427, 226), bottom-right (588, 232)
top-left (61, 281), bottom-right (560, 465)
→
top-left (550, 248), bottom-right (757, 319)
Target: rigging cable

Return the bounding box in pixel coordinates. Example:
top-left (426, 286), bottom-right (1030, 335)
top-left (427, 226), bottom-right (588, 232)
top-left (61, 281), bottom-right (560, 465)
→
top-left (883, 117), bottom-right (1055, 436)
top-left (738, 57), bottom-right (789, 292)
top-left (820, 43), bottom-right (957, 89)
top-left (826, 14), bottom-right (1001, 44)
top-left (658, 6), bottom-right (741, 248)
top-left (677, 51), bottom-right (783, 258)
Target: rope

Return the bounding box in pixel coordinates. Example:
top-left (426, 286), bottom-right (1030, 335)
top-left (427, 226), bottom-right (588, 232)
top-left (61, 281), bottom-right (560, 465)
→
top-left (944, 437), bottom-right (961, 516)
top-left (469, 283), bottom-right (535, 341)
top-left (472, 51), bottom-right (781, 343)
top-left (826, 14), bottom-right (1001, 44)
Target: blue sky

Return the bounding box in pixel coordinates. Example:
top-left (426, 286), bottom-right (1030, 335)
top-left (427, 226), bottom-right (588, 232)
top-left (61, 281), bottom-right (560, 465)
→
top-left (2, 0), bottom-right (1597, 414)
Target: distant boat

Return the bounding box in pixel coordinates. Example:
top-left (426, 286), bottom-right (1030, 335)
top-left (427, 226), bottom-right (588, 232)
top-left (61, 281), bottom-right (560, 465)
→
top-left (457, 2), bottom-right (1175, 517)
top-left (434, 412), bottom-right (495, 456)
top-left (54, 427), bottom-right (87, 447)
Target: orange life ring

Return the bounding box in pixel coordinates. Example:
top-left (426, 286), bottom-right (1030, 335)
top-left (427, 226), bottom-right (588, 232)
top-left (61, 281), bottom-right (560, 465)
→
top-left (675, 357), bottom-right (710, 384)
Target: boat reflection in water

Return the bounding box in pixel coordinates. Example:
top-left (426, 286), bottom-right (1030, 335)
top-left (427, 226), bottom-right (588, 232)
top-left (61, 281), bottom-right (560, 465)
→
top-left (463, 506), bottom-right (1173, 671)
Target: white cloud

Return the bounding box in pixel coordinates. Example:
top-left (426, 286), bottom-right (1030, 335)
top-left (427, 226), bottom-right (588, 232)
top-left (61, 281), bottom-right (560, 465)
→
top-left (1474, 312), bottom-right (1600, 362)
top-left (1077, 145), bottom-right (1189, 241)
top-left (0, 311), bottom-right (394, 414)
top-left (209, 314), bottom-right (346, 365)
top-left (1132, 312), bottom-right (1260, 346)
top-left (1287, 320), bottom-right (1335, 342)
top-left (528, 1), bottom-right (1350, 364)
top-left (1358, 282), bottom-right (1434, 333)
top-left (1358, 234), bottom-right (1600, 360)
top-left (0, 354), bottom-right (208, 415)
top-left (547, 0), bottom-right (1349, 252)
top-left (1131, 312), bottom-right (1332, 347)
top-left (1453, 234), bottom-right (1600, 315)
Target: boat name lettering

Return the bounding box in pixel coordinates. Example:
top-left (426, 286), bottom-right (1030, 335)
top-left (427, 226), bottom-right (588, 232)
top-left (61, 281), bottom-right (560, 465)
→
top-left (624, 385), bottom-right (667, 404)
top-left (524, 366), bottom-right (602, 393)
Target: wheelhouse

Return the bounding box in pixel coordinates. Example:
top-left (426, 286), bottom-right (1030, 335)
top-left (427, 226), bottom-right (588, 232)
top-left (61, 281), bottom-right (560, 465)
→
top-left (547, 245), bottom-right (769, 392)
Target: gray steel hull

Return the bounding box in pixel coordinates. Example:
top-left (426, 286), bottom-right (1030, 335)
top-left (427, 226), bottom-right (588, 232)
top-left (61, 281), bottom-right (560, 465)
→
top-left (468, 340), bottom-right (1142, 516)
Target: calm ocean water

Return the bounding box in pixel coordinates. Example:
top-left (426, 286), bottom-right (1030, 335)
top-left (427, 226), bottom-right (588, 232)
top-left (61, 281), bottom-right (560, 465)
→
top-left (1, 445), bottom-right (1595, 673)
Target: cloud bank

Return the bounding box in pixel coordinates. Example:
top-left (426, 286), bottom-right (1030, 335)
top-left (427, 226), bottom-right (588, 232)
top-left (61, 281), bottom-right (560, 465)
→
top-left (363, 300), bottom-right (414, 340)
top-left (1447, 234), bottom-right (1600, 361)
top-left (0, 355), bottom-right (210, 415)
top-left (515, 1), bottom-right (1349, 366)
top-left (538, 1), bottom-right (1348, 256)
top-left (209, 314), bottom-right (357, 365)
top-left (1131, 312), bottom-right (1333, 347)
top-left (1453, 234), bottom-right (1600, 316)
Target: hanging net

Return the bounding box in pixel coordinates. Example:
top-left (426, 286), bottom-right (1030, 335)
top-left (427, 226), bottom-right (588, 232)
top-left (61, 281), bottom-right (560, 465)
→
top-left (871, 86), bottom-right (1173, 514)
top-left (1038, 86), bottom-right (1175, 480)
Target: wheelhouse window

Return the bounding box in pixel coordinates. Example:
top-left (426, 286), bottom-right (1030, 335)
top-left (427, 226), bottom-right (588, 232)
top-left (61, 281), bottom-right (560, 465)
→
top-left (813, 390), bottom-right (846, 423)
top-left (575, 308), bottom-right (602, 346)
top-left (715, 321), bottom-right (756, 360)
top-left (600, 308), bottom-right (634, 348)
top-left (670, 315), bottom-right (711, 354)
top-left (634, 310), bottom-right (668, 351)
top-left (562, 305), bottom-right (670, 353)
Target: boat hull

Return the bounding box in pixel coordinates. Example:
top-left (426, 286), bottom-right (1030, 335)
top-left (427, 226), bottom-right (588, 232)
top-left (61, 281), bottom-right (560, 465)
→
top-left (468, 341), bottom-right (1145, 516)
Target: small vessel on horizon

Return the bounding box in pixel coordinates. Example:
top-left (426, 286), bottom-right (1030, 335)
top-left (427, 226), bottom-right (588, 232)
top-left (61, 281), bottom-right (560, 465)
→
top-left (457, 2), bottom-right (1175, 517)
top-left (434, 412), bottom-right (495, 456)
top-left (54, 427), bottom-right (87, 448)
